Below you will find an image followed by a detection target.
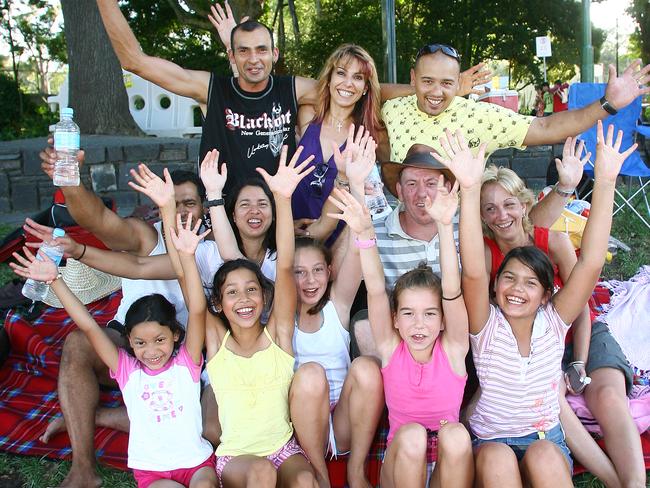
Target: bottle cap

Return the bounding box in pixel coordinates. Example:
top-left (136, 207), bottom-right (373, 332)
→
top-left (61, 107), bottom-right (74, 118)
top-left (53, 228), bottom-right (66, 238)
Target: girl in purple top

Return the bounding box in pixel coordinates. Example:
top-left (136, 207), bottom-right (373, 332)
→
top-left (329, 179), bottom-right (473, 487)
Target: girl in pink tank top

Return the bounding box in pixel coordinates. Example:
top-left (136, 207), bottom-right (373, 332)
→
top-left (329, 174), bottom-right (473, 488)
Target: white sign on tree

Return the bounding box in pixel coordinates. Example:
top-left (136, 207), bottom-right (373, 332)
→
top-left (535, 36), bottom-right (552, 81)
top-left (535, 36), bottom-right (552, 58)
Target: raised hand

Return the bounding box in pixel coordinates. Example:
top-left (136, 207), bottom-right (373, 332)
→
top-left (128, 164), bottom-right (175, 209)
top-left (459, 62), bottom-right (492, 96)
top-left (604, 60), bottom-right (650, 112)
top-left (208, 1), bottom-right (249, 49)
top-left (256, 145), bottom-right (315, 199)
top-left (432, 129), bottom-right (487, 190)
top-left (425, 176), bottom-right (459, 226)
top-left (346, 135), bottom-right (377, 190)
top-left (23, 218), bottom-right (83, 259)
top-left (326, 188), bottom-right (373, 235)
top-left (169, 213), bottom-right (210, 256)
top-left (332, 124), bottom-right (371, 178)
top-left (40, 137), bottom-right (85, 181)
top-left (200, 149), bottom-right (227, 198)
top-left (10, 246), bottom-right (59, 283)
top-left (555, 137), bottom-right (590, 191)
top-left (594, 120), bottom-right (637, 183)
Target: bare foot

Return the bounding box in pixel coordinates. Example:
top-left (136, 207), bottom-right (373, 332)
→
top-left (39, 416), bottom-right (66, 443)
top-left (58, 466), bottom-right (102, 488)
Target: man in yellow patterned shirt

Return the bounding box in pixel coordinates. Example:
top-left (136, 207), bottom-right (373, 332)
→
top-left (382, 44), bottom-right (650, 162)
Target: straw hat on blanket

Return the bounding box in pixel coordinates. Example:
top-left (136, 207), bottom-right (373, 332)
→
top-left (42, 259), bottom-right (122, 308)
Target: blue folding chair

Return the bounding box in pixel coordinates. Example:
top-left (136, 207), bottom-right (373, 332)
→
top-left (568, 83), bottom-right (650, 229)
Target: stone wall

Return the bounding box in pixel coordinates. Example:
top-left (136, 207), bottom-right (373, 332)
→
top-left (4, 135), bottom-right (635, 219)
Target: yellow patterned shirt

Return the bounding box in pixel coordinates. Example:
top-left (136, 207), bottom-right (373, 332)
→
top-left (381, 95), bottom-right (534, 162)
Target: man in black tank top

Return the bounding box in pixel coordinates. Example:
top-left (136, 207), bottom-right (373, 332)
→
top-left (97, 1), bottom-right (319, 195)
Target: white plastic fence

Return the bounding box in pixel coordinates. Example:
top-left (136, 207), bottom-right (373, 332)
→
top-left (47, 71), bottom-right (202, 138)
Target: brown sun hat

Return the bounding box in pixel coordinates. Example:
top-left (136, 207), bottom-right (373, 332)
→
top-left (42, 259), bottom-right (122, 308)
top-left (380, 143), bottom-right (455, 197)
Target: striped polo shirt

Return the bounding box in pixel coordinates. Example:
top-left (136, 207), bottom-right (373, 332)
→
top-left (374, 204), bottom-right (459, 290)
top-left (469, 303), bottom-right (570, 439)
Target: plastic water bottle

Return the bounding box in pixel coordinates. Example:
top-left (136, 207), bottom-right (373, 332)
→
top-left (22, 228), bottom-right (66, 302)
top-left (53, 107), bottom-right (80, 187)
top-left (365, 165), bottom-right (389, 216)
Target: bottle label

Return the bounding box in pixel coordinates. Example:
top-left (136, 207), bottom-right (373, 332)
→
top-left (54, 132), bottom-right (80, 151)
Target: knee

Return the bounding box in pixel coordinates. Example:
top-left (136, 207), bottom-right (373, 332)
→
top-left (392, 423), bottom-right (428, 461)
top-left (60, 330), bottom-right (95, 366)
top-left (292, 362), bottom-right (328, 398)
top-left (247, 459), bottom-right (277, 485)
top-left (193, 479), bottom-right (217, 488)
top-left (438, 422), bottom-right (472, 458)
top-left (289, 469), bottom-right (318, 488)
top-left (589, 380), bottom-right (626, 408)
top-left (349, 356), bottom-right (382, 391)
top-left (522, 440), bottom-right (565, 469)
top-left (475, 442), bottom-right (518, 474)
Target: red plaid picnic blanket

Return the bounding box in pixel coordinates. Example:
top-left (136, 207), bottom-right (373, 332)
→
top-left (0, 291), bottom-right (128, 470)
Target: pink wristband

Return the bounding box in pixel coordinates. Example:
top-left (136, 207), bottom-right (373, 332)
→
top-left (354, 237), bottom-right (377, 249)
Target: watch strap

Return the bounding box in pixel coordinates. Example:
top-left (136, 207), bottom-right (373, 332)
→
top-left (599, 96), bottom-right (618, 116)
top-left (206, 198), bottom-right (225, 207)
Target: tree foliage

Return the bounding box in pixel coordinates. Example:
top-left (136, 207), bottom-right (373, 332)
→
top-left (628, 0), bottom-right (650, 64)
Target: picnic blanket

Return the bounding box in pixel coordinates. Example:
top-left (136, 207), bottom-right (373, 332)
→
top-left (0, 291), bottom-right (129, 470)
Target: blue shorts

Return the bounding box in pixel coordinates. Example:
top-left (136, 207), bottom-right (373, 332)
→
top-left (472, 423), bottom-right (573, 473)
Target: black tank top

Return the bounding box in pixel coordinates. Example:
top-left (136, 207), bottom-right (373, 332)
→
top-left (199, 75), bottom-right (298, 195)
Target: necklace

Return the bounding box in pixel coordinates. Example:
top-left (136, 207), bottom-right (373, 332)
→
top-left (329, 114), bottom-right (348, 133)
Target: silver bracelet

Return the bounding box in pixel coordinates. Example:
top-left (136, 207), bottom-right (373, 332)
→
top-left (553, 183), bottom-right (575, 198)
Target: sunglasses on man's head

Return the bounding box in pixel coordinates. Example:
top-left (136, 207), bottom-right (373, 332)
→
top-left (415, 44), bottom-right (461, 62)
top-left (310, 161), bottom-right (330, 198)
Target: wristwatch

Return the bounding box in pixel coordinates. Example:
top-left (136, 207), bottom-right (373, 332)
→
top-left (599, 96), bottom-right (618, 116)
top-left (553, 183), bottom-right (575, 198)
top-left (206, 198), bottom-right (225, 207)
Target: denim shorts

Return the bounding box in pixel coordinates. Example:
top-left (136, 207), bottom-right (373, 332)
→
top-left (472, 423), bottom-right (573, 473)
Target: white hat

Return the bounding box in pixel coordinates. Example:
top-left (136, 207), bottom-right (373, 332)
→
top-left (43, 259), bottom-right (122, 308)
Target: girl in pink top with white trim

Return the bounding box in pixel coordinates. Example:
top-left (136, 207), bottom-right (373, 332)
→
top-left (12, 216), bottom-right (218, 488)
top-left (328, 176), bottom-right (473, 487)
top-left (438, 122), bottom-right (636, 487)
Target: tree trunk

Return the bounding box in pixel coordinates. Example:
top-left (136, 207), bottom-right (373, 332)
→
top-left (60, 0), bottom-right (143, 135)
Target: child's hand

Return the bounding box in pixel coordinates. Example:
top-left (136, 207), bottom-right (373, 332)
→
top-left (332, 124), bottom-right (371, 180)
top-left (10, 246), bottom-right (59, 283)
top-left (200, 149), bottom-right (227, 198)
top-left (594, 120), bottom-right (638, 183)
top-left (555, 137), bottom-right (590, 192)
top-left (326, 188), bottom-right (373, 235)
top-left (257, 145), bottom-right (315, 199)
top-left (432, 129), bottom-right (487, 190)
top-left (22, 218), bottom-right (83, 259)
top-left (425, 176), bottom-right (459, 225)
top-left (128, 165), bottom-right (175, 209)
top-left (169, 214), bottom-right (211, 256)
top-left (346, 136), bottom-right (377, 190)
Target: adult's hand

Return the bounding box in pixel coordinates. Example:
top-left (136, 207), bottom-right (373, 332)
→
top-left (40, 137), bottom-right (85, 181)
top-left (458, 62), bottom-right (492, 97)
top-left (604, 60), bottom-right (650, 111)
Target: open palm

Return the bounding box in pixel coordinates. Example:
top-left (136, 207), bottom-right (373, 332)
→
top-left (555, 137), bottom-right (589, 190)
top-left (327, 188), bottom-right (372, 235)
top-left (200, 149), bottom-right (227, 196)
top-left (128, 164), bottom-right (175, 209)
top-left (432, 129), bottom-right (487, 190)
top-left (257, 145), bottom-right (315, 199)
top-left (594, 120), bottom-right (637, 182)
top-left (169, 214), bottom-right (210, 256)
top-left (10, 247), bottom-right (58, 283)
top-left (426, 176), bottom-right (459, 225)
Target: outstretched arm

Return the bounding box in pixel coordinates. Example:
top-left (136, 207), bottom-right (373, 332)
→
top-left (39, 141), bottom-right (158, 255)
top-left (11, 248), bottom-right (119, 372)
top-left (257, 146), bottom-right (315, 353)
top-left (433, 130), bottom-right (490, 335)
top-left (200, 150), bottom-right (244, 260)
top-left (328, 189), bottom-right (397, 360)
top-left (169, 215), bottom-right (211, 364)
top-left (524, 61), bottom-right (650, 146)
top-left (424, 177), bottom-right (468, 358)
top-left (553, 121), bottom-right (637, 324)
top-left (529, 137), bottom-right (590, 228)
top-left (96, 0), bottom-right (210, 104)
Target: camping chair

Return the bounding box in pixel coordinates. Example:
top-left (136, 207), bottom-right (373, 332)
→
top-left (568, 82), bottom-right (650, 230)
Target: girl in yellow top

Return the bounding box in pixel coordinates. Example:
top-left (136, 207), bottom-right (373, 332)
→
top-left (175, 146), bottom-right (319, 487)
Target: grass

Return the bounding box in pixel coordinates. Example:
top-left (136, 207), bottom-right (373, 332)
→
top-left (0, 191), bottom-right (649, 487)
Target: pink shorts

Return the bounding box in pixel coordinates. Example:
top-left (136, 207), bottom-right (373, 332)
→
top-left (216, 437), bottom-right (305, 484)
top-left (132, 453), bottom-right (216, 488)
